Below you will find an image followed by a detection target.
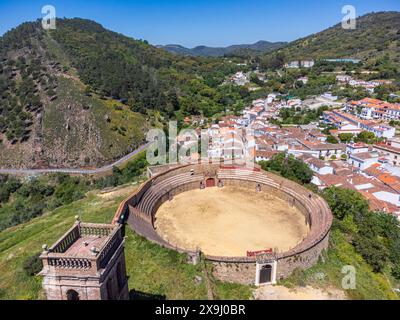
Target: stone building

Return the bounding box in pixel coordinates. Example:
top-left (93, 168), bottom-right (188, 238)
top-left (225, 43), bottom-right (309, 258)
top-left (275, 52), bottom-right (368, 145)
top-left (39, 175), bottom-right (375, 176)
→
top-left (39, 218), bottom-right (129, 300)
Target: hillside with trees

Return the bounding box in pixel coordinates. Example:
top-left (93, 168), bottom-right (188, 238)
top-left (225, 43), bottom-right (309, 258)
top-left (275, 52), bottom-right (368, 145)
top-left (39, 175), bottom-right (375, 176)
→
top-left (0, 18), bottom-right (246, 168)
top-left (1, 12), bottom-right (399, 169)
top-left (259, 11), bottom-right (400, 74)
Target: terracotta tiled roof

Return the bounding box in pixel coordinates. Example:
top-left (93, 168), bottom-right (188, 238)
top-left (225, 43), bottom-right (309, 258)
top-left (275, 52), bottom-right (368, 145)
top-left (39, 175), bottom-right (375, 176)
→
top-left (363, 164), bottom-right (383, 177)
top-left (359, 191), bottom-right (398, 213)
top-left (374, 143), bottom-right (400, 155)
top-left (255, 150), bottom-right (279, 159)
top-left (349, 152), bottom-right (379, 161)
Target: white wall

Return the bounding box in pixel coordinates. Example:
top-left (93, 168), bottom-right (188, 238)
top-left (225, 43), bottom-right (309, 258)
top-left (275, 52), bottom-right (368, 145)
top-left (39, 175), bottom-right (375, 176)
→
top-left (372, 191), bottom-right (400, 207)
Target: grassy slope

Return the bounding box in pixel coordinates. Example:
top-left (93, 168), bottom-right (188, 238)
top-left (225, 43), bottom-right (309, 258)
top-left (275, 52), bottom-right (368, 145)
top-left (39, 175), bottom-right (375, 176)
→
top-left (0, 186), bottom-right (252, 300)
top-left (279, 229), bottom-right (399, 300)
top-left (0, 176), bottom-right (397, 300)
top-left (0, 184), bottom-right (398, 300)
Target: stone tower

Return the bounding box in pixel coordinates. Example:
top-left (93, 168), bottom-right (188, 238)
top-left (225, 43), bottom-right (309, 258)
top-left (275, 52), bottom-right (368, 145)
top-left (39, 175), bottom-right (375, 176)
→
top-left (39, 218), bottom-right (129, 300)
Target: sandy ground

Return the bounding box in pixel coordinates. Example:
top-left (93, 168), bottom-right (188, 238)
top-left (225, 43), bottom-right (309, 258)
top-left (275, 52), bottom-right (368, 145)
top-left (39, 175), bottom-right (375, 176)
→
top-left (155, 186), bottom-right (309, 257)
top-left (254, 285), bottom-right (346, 300)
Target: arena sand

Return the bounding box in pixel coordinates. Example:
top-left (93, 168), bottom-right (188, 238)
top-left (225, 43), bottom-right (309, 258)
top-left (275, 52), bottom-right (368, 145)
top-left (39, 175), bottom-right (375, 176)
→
top-left (155, 186), bottom-right (309, 257)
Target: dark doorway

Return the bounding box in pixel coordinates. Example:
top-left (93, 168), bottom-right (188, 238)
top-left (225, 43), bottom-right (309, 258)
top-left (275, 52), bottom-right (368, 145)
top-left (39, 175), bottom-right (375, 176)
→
top-left (259, 264), bottom-right (272, 284)
top-left (66, 289), bottom-right (80, 301)
top-left (107, 279), bottom-right (114, 300)
top-left (206, 178), bottom-right (216, 188)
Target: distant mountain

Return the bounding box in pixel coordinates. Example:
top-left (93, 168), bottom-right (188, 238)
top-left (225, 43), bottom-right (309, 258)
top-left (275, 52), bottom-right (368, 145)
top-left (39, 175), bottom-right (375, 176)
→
top-left (158, 40), bottom-right (287, 57)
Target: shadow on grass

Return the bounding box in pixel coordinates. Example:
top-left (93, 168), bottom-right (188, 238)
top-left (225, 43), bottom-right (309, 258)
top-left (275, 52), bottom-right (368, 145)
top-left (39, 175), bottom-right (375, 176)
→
top-left (129, 289), bottom-right (166, 300)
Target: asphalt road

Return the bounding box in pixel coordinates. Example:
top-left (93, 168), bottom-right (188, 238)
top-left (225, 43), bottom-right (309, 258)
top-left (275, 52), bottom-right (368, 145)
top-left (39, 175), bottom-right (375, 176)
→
top-left (0, 143), bottom-right (150, 176)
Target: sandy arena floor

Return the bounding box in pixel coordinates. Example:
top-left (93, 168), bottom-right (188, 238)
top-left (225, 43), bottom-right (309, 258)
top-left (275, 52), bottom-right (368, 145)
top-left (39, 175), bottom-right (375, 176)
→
top-left (155, 186), bottom-right (309, 257)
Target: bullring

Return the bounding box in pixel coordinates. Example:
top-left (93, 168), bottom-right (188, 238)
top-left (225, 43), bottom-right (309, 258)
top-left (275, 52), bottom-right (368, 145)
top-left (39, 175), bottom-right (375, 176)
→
top-left (113, 162), bottom-right (333, 285)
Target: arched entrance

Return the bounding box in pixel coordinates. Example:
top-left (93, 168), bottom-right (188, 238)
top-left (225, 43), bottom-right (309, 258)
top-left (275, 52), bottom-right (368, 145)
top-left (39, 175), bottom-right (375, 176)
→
top-left (205, 178), bottom-right (216, 188)
top-left (66, 289), bottom-right (80, 301)
top-left (255, 261), bottom-right (277, 286)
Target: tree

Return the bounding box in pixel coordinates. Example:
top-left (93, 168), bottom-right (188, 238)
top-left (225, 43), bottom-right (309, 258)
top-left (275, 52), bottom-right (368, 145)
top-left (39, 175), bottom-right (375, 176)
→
top-left (259, 153), bottom-right (313, 184)
top-left (326, 135), bottom-right (339, 144)
top-left (353, 235), bottom-right (389, 273)
top-left (355, 131), bottom-right (376, 144)
top-left (339, 133), bottom-right (353, 143)
top-left (23, 252), bottom-right (43, 276)
top-left (260, 52), bottom-right (286, 70)
top-left (392, 264), bottom-right (400, 280)
top-left (322, 187), bottom-right (369, 220)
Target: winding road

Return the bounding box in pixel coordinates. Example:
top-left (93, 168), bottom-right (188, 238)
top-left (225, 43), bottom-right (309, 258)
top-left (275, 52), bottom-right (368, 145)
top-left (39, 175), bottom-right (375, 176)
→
top-left (0, 143), bottom-right (150, 176)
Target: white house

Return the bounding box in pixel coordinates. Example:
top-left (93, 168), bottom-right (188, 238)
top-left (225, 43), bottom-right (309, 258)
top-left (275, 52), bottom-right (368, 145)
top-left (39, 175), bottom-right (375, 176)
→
top-left (346, 143), bottom-right (369, 155)
top-left (304, 157), bottom-right (334, 175)
top-left (348, 151), bottom-right (379, 170)
top-left (373, 139), bottom-right (400, 166)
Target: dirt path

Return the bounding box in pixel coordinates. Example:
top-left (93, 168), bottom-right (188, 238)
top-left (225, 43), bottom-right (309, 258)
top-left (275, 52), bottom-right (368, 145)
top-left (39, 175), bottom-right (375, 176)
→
top-left (0, 143), bottom-right (149, 175)
top-left (254, 285), bottom-right (346, 300)
top-left (98, 184), bottom-right (138, 200)
top-left (155, 186), bottom-right (309, 257)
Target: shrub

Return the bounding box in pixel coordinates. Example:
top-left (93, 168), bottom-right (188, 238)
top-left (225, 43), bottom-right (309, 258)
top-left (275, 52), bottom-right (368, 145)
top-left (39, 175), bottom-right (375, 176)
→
top-left (23, 252), bottom-right (43, 276)
top-left (326, 135), bottom-right (338, 144)
top-left (322, 187), bottom-right (369, 220)
top-left (353, 236), bottom-right (389, 273)
top-left (259, 153), bottom-right (313, 184)
top-left (392, 264), bottom-right (400, 280)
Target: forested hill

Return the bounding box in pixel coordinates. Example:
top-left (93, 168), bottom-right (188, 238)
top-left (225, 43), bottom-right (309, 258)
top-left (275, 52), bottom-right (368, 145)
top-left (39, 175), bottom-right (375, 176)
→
top-left (260, 11), bottom-right (400, 70)
top-left (159, 40), bottom-right (287, 57)
top-left (0, 18), bottom-right (243, 169)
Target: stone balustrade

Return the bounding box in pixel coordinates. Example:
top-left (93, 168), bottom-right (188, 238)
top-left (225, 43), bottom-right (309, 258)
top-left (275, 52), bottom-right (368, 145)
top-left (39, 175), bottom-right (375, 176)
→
top-left (41, 223), bottom-right (123, 274)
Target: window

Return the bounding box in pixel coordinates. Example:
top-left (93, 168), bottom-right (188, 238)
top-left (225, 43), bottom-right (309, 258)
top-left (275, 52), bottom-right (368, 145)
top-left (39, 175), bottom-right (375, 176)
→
top-left (66, 289), bottom-right (80, 301)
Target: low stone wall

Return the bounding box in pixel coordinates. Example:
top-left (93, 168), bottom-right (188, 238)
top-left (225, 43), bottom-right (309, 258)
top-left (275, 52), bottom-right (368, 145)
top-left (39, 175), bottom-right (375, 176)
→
top-left (276, 231), bottom-right (330, 281)
top-left (211, 261), bottom-right (256, 285)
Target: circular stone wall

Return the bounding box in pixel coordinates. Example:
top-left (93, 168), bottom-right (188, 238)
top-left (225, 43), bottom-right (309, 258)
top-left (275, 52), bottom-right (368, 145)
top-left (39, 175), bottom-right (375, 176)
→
top-left (114, 163), bottom-right (333, 285)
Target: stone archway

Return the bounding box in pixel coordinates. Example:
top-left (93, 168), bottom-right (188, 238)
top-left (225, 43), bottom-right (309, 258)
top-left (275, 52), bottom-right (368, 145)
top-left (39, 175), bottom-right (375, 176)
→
top-left (255, 260), bottom-right (277, 286)
top-left (66, 289), bottom-right (80, 301)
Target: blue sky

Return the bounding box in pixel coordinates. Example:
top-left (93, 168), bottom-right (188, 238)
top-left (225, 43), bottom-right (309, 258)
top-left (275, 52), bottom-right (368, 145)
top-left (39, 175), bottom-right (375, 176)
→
top-left (0, 0), bottom-right (399, 47)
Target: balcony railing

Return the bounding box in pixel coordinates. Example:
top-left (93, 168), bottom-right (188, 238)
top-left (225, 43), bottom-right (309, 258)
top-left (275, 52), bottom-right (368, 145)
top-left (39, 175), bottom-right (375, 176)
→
top-left (42, 223), bottom-right (123, 273)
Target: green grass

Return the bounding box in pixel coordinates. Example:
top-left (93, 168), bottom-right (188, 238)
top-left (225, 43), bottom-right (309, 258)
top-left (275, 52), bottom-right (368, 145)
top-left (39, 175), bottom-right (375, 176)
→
top-left (0, 192), bottom-right (117, 300)
top-left (212, 281), bottom-right (254, 300)
top-left (0, 187), bottom-right (251, 300)
top-left (1, 184), bottom-right (396, 300)
top-left (279, 229), bottom-right (399, 300)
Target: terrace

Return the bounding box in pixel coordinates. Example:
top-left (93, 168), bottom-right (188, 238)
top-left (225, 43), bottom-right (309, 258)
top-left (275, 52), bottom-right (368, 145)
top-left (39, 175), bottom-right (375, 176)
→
top-left (40, 220), bottom-right (123, 275)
